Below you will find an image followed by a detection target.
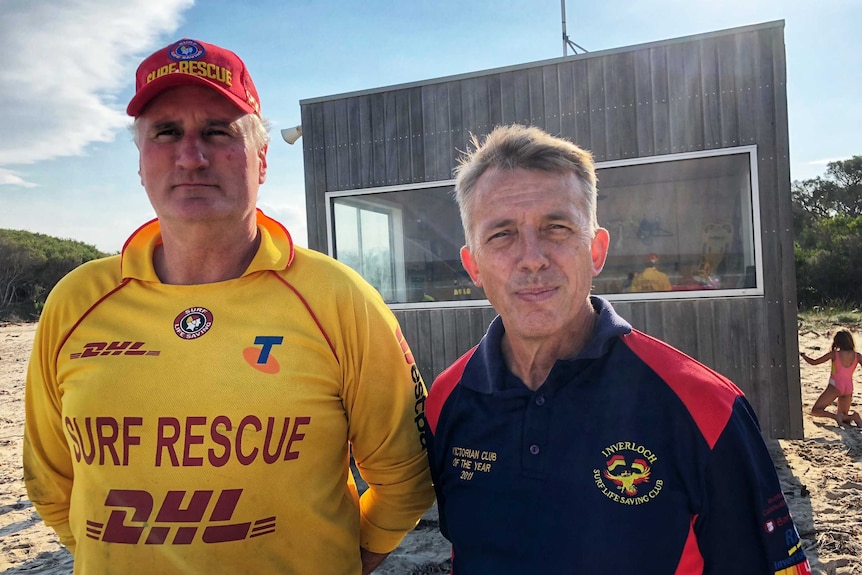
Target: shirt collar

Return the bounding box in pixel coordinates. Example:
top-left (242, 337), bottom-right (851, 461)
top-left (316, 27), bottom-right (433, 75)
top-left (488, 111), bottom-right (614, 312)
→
top-left (462, 296), bottom-right (632, 394)
top-left (119, 208), bottom-right (295, 281)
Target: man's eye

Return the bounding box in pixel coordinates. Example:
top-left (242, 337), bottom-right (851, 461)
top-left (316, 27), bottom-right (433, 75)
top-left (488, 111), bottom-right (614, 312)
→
top-left (154, 128), bottom-right (180, 138)
top-left (205, 125), bottom-right (235, 138)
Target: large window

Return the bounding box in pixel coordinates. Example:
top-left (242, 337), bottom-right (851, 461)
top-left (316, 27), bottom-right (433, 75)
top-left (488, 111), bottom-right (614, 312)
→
top-left (326, 146), bottom-right (762, 308)
top-left (594, 147), bottom-right (762, 300)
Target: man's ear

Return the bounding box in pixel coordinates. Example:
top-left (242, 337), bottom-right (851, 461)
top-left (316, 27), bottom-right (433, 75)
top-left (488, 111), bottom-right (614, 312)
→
top-left (460, 245), bottom-right (482, 287)
top-left (591, 228), bottom-right (610, 277)
top-left (258, 145), bottom-right (268, 184)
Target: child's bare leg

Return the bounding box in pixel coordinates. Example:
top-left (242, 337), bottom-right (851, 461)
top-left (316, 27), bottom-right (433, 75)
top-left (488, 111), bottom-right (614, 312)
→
top-left (836, 396), bottom-right (862, 427)
top-left (835, 395), bottom-right (859, 427)
top-left (811, 386), bottom-right (842, 423)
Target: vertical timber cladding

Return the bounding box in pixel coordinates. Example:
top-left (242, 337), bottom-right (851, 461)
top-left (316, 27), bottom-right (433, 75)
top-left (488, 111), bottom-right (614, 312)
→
top-left (299, 20), bottom-right (801, 438)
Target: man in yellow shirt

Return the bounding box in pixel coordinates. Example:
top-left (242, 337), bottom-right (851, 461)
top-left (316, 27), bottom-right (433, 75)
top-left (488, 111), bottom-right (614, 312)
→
top-left (23, 38), bottom-right (434, 575)
top-left (630, 253), bottom-right (672, 292)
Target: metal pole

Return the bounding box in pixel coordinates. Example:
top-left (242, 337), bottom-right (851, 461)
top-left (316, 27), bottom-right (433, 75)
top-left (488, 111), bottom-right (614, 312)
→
top-left (561, 0), bottom-right (568, 56)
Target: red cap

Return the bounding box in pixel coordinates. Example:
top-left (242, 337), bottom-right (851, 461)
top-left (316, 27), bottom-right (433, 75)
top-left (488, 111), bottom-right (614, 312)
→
top-left (126, 38), bottom-right (260, 117)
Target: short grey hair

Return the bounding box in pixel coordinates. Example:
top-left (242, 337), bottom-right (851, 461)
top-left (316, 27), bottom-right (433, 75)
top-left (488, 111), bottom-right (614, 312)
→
top-left (454, 124), bottom-right (598, 250)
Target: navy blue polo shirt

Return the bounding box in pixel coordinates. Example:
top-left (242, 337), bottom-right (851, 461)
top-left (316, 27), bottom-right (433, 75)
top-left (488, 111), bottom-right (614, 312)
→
top-left (426, 297), bottom-right (809, 574)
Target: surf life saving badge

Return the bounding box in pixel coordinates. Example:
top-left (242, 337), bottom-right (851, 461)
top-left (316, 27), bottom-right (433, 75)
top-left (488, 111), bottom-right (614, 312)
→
top-left (593, 441), bottom-right (663, 505)
top-left (174, 307), bottom-right (214, 340)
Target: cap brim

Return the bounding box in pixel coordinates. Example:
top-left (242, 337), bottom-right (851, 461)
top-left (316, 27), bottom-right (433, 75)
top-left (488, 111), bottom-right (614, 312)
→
top-left (126, 74), bottom-right (256, 117)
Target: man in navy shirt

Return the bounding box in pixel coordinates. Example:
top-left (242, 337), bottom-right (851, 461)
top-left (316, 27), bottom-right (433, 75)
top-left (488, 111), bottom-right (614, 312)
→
top-left (426, 124), bottom-right (810, 574)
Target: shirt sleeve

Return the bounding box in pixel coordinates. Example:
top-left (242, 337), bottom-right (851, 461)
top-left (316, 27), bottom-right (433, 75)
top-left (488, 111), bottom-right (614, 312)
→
top-left (338, 287), bottom-right (436, 554)
top-left (696, 396), bottom-right (809, 574)
top-left (23, 311), bottom-right (76, 554)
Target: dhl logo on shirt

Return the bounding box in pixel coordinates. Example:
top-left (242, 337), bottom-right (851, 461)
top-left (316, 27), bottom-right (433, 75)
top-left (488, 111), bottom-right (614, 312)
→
top-left (87, 488), bottom-right (275, 545)
top-left (70, 341), bottom-right (160, 359)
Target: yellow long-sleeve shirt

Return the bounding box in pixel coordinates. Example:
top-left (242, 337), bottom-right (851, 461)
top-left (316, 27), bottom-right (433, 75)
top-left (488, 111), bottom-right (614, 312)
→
top-left (24, 210), bottom-right (435, 574)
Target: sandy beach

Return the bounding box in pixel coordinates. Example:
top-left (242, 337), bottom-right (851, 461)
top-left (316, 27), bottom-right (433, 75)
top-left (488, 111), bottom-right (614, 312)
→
top-left (1, 321), bottom-right (860, 574)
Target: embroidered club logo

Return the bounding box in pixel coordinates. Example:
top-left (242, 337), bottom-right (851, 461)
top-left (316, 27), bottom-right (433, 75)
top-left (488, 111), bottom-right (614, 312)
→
top-left (593, 442), bottom-right (663, 505)
top-left (604, 455), bottom-right (651, 495)
top-left (169, 39), bottom-right (206, 61)
top-left (174, 307), bottom-right (214, 340)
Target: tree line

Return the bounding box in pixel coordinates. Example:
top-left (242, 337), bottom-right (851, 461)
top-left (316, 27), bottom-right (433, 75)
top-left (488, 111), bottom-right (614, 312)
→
top-left (0, 230), bottom-right (107, 321)
top-left (792, 156), bottom-right (862, 308)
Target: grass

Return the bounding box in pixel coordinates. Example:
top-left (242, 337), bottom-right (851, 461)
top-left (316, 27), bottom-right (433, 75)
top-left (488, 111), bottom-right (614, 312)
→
top-left (798, 300), bottom-right (862, 333)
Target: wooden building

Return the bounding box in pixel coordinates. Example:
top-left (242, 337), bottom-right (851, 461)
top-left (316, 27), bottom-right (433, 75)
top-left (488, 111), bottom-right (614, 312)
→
top-left (298, 20), bottom-right (803, 438)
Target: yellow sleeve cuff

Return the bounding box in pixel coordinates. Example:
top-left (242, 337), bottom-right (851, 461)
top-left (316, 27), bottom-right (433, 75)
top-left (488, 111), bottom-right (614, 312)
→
top-left (52, 522), bottom-right (76, 556)
top-left (359, 513), bottom-right (413, 554)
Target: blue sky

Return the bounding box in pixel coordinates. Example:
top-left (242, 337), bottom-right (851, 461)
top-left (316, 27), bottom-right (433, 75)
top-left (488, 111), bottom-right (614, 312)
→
top-left (1, 0), bottom-right (859, 253)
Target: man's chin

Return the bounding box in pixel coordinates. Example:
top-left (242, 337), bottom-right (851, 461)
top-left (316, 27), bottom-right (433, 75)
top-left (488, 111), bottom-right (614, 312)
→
top-left (507, 313), bottom-right (563, 340)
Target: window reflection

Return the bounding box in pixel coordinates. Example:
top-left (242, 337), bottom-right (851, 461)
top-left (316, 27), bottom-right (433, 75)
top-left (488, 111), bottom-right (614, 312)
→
top-left (595, 152), bottom-right (757, 295)
top-left (331, 190), bottom-right (484, 304)
top-left (334, 201), bottom-right (400, 302)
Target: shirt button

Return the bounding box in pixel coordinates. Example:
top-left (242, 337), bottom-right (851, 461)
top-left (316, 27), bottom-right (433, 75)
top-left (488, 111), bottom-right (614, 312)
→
top-left (535, 395), bottom-right (545, 406)
top-left (529, 444), bottom-right (540, 455)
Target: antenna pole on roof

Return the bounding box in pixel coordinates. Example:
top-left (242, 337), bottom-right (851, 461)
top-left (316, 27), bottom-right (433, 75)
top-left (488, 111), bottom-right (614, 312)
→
top-left (561, 0), bottom-right (588, 56)
top-left (561, 0), bottom-right (568, 56)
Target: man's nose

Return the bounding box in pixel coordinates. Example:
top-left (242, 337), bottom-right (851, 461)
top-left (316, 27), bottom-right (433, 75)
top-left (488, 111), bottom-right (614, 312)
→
top-left (516, 230), bottom-right (550, 271)
top-left (176, 135), bottom-right (209, 170)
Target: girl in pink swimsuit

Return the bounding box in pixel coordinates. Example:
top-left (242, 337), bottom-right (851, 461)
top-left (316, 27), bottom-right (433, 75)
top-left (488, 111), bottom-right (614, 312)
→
top-left (801, 329), bottom-right (862, 428)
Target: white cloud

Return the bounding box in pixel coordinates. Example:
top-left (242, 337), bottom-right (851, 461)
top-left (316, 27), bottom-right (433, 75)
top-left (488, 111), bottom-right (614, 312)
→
top-left (0, 168), bottom-right (37, 188)
top-left (805, 157), bottom-right (852, 167)
top-left (0, 0), bottom-right (195, 167)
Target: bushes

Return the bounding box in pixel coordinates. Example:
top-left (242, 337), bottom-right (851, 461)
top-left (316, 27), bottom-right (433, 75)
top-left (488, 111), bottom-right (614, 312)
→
top-left (793, 157), bottom-right (862, 309)
top-left (795, 218), bottom-right (862, 306)
top-left (0, 230), bottom-right (107, 321)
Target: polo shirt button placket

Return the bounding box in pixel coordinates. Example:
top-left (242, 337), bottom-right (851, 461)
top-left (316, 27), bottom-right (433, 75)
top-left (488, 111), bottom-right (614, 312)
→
top-left (523, 391), bottom-right (548, 473)
top-left (530, 397), bottom-right (544, 455)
